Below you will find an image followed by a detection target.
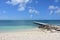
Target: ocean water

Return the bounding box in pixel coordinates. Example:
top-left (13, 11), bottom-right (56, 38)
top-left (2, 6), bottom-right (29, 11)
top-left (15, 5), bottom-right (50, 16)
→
top-left (37, 20), bottom-right (60, 26)
top-left (0, 20), bottom-right (60, 32)
top-left (0, 20), bottom-right (37, 32)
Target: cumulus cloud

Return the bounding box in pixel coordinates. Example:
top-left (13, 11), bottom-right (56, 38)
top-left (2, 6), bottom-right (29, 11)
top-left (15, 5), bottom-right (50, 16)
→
top-left (6, 0), bottom-right (39, 13)
top-left (55, 9), bottom-right (60, 14)
top-left (29, 8), bottom-right (39, 14)
top-left (48, 5), bottom-right (60, 15)
top-left (48, 5), bottom-right (59, 10)
top-left (6, 0), bottom-right (30, 11)
top-left (6, 0), bottom-right (40, 19)
top-left (49, 10), bottom-right (54, 15)
top-left (28, 7), bottom-right (39, 18)
top-left (55, 0), bottom-right (59, 2)
top-left (18, 5), bottom-right (26, 11)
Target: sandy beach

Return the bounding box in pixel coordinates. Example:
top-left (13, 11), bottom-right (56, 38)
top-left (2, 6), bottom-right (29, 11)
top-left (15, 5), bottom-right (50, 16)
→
top-left (0, 28), bottom-right (60, 40)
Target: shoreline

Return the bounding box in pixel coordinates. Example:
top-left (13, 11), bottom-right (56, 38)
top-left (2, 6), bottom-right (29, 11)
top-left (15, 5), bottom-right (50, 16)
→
top-left (0, 27), bottom-right (38, 33)
top-left (0, 28), bottom-right (60, 40)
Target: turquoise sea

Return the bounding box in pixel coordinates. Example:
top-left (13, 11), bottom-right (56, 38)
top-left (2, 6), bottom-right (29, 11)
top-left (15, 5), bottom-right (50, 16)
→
top-left (0, 20), bottom-right (60, 32)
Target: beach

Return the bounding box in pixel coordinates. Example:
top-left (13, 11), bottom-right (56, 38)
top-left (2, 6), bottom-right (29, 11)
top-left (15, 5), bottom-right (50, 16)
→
top-left (0, 28), bottom-right (60, 40)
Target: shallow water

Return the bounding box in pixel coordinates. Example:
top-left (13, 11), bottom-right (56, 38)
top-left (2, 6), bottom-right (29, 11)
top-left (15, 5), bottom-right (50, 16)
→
top-left (0, 20), bottom-right (37, 31)
top-left (0, 20), bottom-right (60, 31)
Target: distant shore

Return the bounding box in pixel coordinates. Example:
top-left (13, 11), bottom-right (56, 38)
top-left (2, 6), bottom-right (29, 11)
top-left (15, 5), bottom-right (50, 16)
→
top-left (0, 28), bottom-right (60, 40)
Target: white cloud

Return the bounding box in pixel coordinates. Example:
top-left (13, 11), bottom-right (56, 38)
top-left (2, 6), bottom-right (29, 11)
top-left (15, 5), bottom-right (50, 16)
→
top-left (6, 0), bottom-right (40, 19)
top-left (55, 0), bottom-right (59, 2)
top-left (29, 8), bottom-right (39, 14)
top-left (48, 5), bottom-right (60, 15)
top-left (48, 5), bottom-right (59, 10)
top-left (6, 0), bottom-right (30, 11)
top-left (49, 10), bottom-right (54, 15)
top-left (28, 8), bottom-right (39, 18)
top-left (6, 1), bottom-right (11, 4)
top-left (18, 5), bottom-right (25, 11)
top-left (55, 9), bottom-right (60, 14)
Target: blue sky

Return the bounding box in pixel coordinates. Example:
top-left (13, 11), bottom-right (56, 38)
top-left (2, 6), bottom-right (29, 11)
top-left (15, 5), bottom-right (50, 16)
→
top-left (0, 0), bottom-right (60, 20)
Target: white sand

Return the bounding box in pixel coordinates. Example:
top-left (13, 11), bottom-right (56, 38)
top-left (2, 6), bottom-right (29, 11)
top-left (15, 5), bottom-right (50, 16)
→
top-left (0, 28), bottom-right (60, 40)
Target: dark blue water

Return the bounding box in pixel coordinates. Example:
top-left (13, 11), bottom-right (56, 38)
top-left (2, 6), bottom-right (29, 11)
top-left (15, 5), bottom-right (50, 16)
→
top-left (0, 20), bottom-right (35, 26)
top-left (36, 20), bottom-right (60, 26)
top-left (0, 20), bottom-right (60, 31)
